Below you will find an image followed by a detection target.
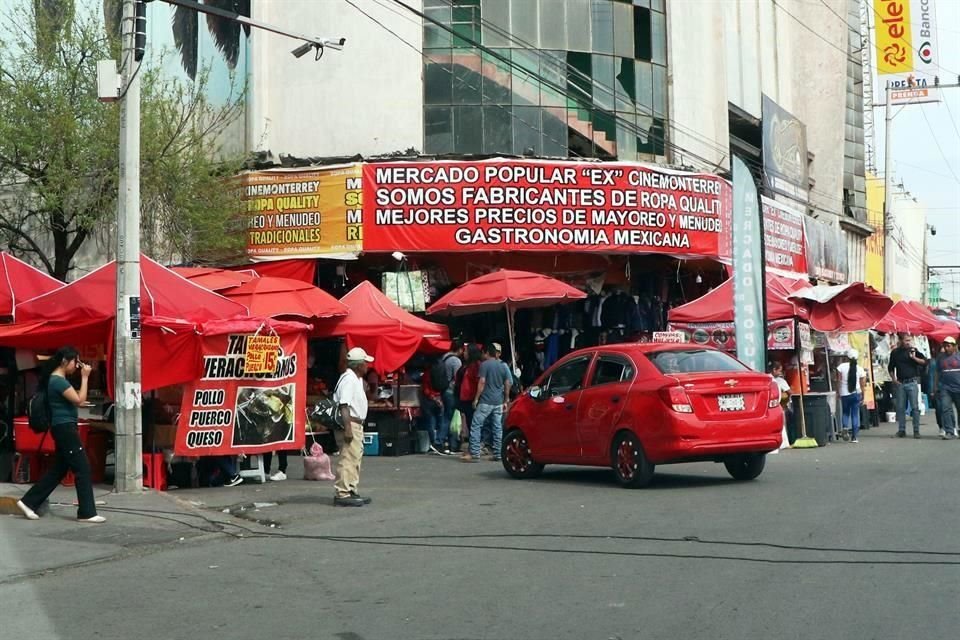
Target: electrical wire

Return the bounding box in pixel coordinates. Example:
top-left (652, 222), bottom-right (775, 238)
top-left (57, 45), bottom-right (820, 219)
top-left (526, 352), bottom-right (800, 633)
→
top-left (919, 104), bottom-right (960, 184)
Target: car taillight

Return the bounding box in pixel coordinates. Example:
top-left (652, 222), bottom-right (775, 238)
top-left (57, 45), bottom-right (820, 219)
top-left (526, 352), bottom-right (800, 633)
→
top-left (768, 379), bottom-right (781, 408)
top-left (660, 385), bottom-right (693, 413)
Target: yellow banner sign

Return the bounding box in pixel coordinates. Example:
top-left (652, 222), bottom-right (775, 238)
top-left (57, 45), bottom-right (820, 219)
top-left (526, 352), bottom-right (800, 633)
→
top-left (243, 164), bottom-right (363, 258)
top-left (243, 335), bottom-right (282, 374)
top-left (875, 0), bottom-right (914, 74)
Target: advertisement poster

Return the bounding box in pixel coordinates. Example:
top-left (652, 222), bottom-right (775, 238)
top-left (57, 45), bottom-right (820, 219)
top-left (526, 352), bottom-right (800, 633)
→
top-left (669, 318), bottom-right (795, 352)
top-left (762, 197), bottom-right (808, 276)
top-left (175, 332), bottom-right (307, 456)
top-left (805, 217), bottom-right (849, 283)
top-left (362, 160), bottom-right (732, 257)
top-left (761, 96), bottom-right (809, 202)
top-left (243, 164), bottom-right (363, 259)
top-left (732, 156), bottom-right (767, 373)
top-left (874, 0), bottom-right (940, 105)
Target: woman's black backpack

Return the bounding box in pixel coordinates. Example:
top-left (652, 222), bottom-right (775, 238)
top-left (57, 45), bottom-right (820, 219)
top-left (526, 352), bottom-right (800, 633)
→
top-left (27, 387), bottom-right (53, 433)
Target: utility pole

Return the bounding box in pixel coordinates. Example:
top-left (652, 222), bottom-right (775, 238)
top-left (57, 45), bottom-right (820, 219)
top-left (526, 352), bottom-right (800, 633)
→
top-left (114, 0), bottom-right (144, 493)
top-left (882, 82), bottom-right (893, 297)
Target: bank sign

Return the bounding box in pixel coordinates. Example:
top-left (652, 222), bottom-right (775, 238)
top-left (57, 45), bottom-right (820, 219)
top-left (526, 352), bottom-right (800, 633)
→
top-left (874, 0), bottom-right (940, 105)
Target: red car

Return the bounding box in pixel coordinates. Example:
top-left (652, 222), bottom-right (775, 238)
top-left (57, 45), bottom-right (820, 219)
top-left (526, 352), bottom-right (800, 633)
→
top-left (502, 344), bottom-right (783, 488)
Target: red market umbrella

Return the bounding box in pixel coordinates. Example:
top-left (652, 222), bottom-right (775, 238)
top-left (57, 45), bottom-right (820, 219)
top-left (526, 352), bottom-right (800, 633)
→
top-left (873, 300), bottom-right (942, 335)
top-left (0, 252), bottom-right (64, 320)
top-left (787, 282), bottom-right (893, 332)
top-left (219, 276), bottom-right (348, 320)
top-left (427, 269), bottom-right (587, 372)
top-left (171, 266), bottom-right (259, 291)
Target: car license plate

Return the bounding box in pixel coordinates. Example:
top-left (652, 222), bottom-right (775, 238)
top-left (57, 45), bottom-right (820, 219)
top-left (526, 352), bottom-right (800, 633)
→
top-left (718, 394), bottom-right (746, 412)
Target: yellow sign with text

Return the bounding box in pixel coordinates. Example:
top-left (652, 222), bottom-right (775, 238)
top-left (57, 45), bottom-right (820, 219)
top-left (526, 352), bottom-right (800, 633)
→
top-left (243, 164), bottom-right (363, 258)
top-left (244, 335), bottom-right (282, 374)
top-left (875, 0), bottom-right (914, 75)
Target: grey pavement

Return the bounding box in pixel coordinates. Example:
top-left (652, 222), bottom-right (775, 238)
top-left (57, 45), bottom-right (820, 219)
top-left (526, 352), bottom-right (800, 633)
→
top-left (2, 417), bottom-right (960, 640)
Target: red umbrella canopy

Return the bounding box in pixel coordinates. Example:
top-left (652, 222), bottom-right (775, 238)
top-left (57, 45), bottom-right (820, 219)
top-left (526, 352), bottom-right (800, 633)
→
top-left (427, 269), bottom-right (587, 316)
top-left (874, 300), bottom-right (942, 335)
top-left (219, 276), bottom-right (348, 319)
top-left (171, 267), bottom-right (258, 291)
top-left (0, 252), bottom-right (64, 319)
top-left (788, 282), bottom-right (893, 332)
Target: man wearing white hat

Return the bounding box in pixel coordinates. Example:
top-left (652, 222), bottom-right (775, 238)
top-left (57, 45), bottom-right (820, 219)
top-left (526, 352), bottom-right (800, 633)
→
top-left (936, 336), bottom-right (960, 440)
top-left (333, 347), bottom-right (375, 507)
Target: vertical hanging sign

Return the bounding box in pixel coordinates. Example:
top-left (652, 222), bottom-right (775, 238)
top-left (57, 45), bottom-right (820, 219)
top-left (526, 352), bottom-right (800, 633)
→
top-left (732, 157), bottom-right (766, 372)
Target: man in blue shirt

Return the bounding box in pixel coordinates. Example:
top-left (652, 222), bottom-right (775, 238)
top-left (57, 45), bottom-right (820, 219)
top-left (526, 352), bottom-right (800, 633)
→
top-left (936, 336), bottom-right (960, 440)
top-left (463, 344), bottom-right (511, 462)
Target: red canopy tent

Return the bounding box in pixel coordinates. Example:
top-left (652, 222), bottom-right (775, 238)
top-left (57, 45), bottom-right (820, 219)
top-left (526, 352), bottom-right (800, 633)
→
top-left (0, 256), bottom-right (249, 391)
top-left (170, 266), bottom-right (259, 291)
top-left (786, 282), bottom-right (893, 332)
top-left (315, 281), bottom-right (450, 374)
top-left (226, 258), bottom-right (317, 284)
top-left (873, 300), bottom-right (943, 335)
top-left (0, 252), bottom-right (64, 320)
top-left (668, 273), bottom-right (811, 323)
top-left (218, 276), bottom-right (348, 320)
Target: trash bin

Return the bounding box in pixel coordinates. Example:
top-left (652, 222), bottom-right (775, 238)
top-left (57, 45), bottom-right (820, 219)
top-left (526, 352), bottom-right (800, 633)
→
top-left (791, 393), bottom-right (831, 447)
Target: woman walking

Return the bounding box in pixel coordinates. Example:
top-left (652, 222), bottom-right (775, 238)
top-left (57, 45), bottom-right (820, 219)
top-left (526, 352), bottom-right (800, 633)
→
top-left (837, 349), bottom-right (867, 444)
top-left (17, 346), bottom-right (104, 523)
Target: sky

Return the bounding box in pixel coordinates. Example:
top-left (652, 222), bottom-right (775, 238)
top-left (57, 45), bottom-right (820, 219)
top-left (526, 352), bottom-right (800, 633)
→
top-left (873, 0), bottom-right (960, 305)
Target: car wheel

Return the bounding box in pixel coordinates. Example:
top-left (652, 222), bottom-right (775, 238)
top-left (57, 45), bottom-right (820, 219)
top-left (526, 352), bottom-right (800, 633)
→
top-left (502, 429), bottom-right (544, 479)
top-left (723, 454), bottom-right (766, 481)
top-left (611, 431), bottom-right (654, 488)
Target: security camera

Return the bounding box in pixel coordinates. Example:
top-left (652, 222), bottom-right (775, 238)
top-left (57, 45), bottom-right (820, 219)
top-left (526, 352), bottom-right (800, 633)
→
top-left (930, 226), bottom-right (937, 236)
top-left (291, 42), bottom-right (315, 59)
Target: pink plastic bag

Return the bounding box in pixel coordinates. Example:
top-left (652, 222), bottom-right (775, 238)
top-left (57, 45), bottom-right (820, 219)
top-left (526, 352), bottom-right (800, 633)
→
top-left (303, 442), bottom-right (334, 481)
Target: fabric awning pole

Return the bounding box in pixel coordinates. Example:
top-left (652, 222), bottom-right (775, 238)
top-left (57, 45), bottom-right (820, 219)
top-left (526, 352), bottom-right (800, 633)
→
top-left (506, 302), bottom-right (518, 376)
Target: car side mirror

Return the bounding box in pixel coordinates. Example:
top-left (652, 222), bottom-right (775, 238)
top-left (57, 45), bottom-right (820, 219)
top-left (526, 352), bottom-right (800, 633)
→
top-left (528, 386), bottom-right (544, 401)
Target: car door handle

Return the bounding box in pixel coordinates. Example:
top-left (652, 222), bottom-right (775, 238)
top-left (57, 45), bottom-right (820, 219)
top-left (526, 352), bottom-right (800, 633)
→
top-left (611, 396), bottom-right (621, 404)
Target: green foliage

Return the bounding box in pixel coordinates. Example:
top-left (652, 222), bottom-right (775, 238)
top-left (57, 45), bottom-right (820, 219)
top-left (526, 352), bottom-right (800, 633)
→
top-left (0, 1), bottom-right (245, 280)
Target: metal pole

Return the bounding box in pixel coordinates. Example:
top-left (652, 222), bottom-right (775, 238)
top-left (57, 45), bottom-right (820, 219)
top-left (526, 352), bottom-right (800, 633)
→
top-left (114, 0), bottom-right (143, 493)
top-left (882, 81), bottom-right (894, 297)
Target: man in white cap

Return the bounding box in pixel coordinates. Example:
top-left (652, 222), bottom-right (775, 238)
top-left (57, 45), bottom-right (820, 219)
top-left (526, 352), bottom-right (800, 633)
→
top-left (333, 347), bottom-right (375, 507)
top-left (936, 336), bottom-right (960, 440)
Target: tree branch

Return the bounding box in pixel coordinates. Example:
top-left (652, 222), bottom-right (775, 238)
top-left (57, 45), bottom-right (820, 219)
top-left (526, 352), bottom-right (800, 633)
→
top-left (0, 220), bottom-right (54, 274)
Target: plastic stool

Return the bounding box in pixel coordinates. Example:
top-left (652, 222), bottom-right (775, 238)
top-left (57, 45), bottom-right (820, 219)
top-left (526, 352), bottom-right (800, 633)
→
top-left (142, 453), bottom-right (168, 491)
top-left (238, 454), bottom-right (266, 484)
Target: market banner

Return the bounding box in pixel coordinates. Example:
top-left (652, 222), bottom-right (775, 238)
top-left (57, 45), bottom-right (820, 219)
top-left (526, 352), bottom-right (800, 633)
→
top-left (874, 0), bottom-right (940, 105)
top-left (669, 319), bottom-right (796, 352)
top-left (732, 156), bottom-right (767, 372)
top-left (174, 331), bottom-right (307, 456)
top-left (762, 196), bottom-right (808, 276)
top-left (805, 217), bottom-right (849, 283)
top-left (242, 164), bottom-right (363, 259)
top-left (361, 159), bottom-right (732, 258)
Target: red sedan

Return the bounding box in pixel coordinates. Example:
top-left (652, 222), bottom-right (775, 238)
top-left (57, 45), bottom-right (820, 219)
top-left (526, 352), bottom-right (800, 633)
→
top-left (502, 344), bottom-right (783, 488)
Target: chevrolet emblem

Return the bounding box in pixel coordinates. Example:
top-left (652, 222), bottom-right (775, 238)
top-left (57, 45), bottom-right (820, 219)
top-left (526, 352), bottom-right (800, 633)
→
top-left (723, 379), bottom-right (739, 387)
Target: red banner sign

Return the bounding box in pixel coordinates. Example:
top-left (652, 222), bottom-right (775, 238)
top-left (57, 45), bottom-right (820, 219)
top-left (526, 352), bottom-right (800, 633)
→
top-left (175, 332), bottom-right (307, 456)
top-left (762, 197), bottom-right (808, 275)
top-left (362, 160), bottom-right (732, 258)
top-left (669, 318), bottom-right (796, 352)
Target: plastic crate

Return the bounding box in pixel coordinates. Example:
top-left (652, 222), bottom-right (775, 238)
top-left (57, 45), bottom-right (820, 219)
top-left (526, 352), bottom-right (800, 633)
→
top-left (14, 418), bottom-right (89, 454)
top-left (363, 432), bottom-right (380, 456)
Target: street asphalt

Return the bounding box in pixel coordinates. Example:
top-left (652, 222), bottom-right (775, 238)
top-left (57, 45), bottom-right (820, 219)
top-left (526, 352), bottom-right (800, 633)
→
top-left (2, 417), bottom-right (960, 640)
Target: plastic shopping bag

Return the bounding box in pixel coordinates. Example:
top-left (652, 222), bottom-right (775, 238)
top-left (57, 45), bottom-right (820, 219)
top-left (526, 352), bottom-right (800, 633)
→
top-left (303, 443), bottom-right (334, 481)
top-left (449, 410), bottom-right (462, 440)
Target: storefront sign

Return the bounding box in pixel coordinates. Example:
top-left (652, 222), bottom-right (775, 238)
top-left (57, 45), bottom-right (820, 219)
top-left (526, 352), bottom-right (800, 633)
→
top-left (761, 96), bottom-right (809, 201)
top-left (361, 160), bottom-right (732, 257)
top-left (875, 0), bottom-right (940, 105)
top-left (762, 197), bottom-right (808, 275)
top-left (669, 318), bottom-right (795, 352)
top-left (652, 331), bottom-right (686, 343)
top-left (242, 165), bottom-right (363, 259)
top-left (799, 322), bottom-right (814, 351)
top-left (732, 156), bottom-right (767, 372)
top-left (805, 217), bottom-right (849, 283)
top-left (243, 335), bottom-right (281, 374)
top-left (175, 332), bottom-right (307, 456)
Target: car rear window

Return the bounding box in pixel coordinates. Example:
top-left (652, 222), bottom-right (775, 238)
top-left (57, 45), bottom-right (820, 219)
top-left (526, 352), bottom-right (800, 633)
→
top-left (647, 349), bottom-right (748, 374)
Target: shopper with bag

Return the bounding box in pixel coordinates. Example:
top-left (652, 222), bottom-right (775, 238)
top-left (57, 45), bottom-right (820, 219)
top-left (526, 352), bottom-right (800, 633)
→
top-left (17, 346), bottom-right (104, 523)
top-left (332, 347), bottom-right (375, 507)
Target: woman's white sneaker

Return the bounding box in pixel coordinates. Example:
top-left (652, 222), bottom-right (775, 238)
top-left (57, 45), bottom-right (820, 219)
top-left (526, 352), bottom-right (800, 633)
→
top-left (269, 471), bottom-right (287, 481)
top-left (78, 515), bottom-right (106, 523)
top-left (16, 500), bottom-right (39, 520)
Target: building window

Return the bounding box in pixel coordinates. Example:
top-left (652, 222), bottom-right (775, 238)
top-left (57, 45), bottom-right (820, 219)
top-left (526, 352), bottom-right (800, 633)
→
top-left (422, 0), bottom-right (668, 161)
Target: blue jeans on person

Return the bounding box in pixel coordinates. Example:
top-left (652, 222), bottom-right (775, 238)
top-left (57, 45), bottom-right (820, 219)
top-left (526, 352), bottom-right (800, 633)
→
top-left (895, 380), bottom-right (921, 434)
top-left (470, 403), bottom-right (503, 459)
top-left (439, 389), bottom-right (457, 450)
top-left (420, 397), bottom-right (443, 446)
top-left (939, 390), bottom-right (960, 437)
top-left (841, 393), bottom-right (862, 440)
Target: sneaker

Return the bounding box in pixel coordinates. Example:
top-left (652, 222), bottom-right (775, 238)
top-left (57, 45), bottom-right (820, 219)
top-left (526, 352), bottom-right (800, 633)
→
top-left (429, 445), bottom-right (443, 455)
top-left (350, 491), bottom-right (372, 504)
top-left (269, 471), bottom-right (287, 482)
top-left (939, 429), bottom-right (946, 438)
top-left (78, 515), bottom-right (106, 523)
top-left (16, 500), bottom-right (39, 521)
top-left (225, 474), bottom-right (243, 487)
top-left (333, 495), bottom-right (365, 507)
top-left (443, 446), bottom-right (451, 455)
top-left (896, 431), bottom-right (906, 438)
top-left (914, 433), bottom-right (922, 439)
top-left (851, 439), bottom-right (859, 443)
top-left (461, 454), bottom-right (480, 463)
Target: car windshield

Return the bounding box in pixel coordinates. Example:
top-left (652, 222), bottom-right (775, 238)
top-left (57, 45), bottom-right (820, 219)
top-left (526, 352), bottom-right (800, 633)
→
top-left (648, 349), bottom-right (748, 374)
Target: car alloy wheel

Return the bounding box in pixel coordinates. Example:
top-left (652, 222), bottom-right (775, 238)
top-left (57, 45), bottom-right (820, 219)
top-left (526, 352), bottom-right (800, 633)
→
top-left (502, 429), bottom-right (544, 479)
top-left (611, 431), bottom-right (654, 488)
